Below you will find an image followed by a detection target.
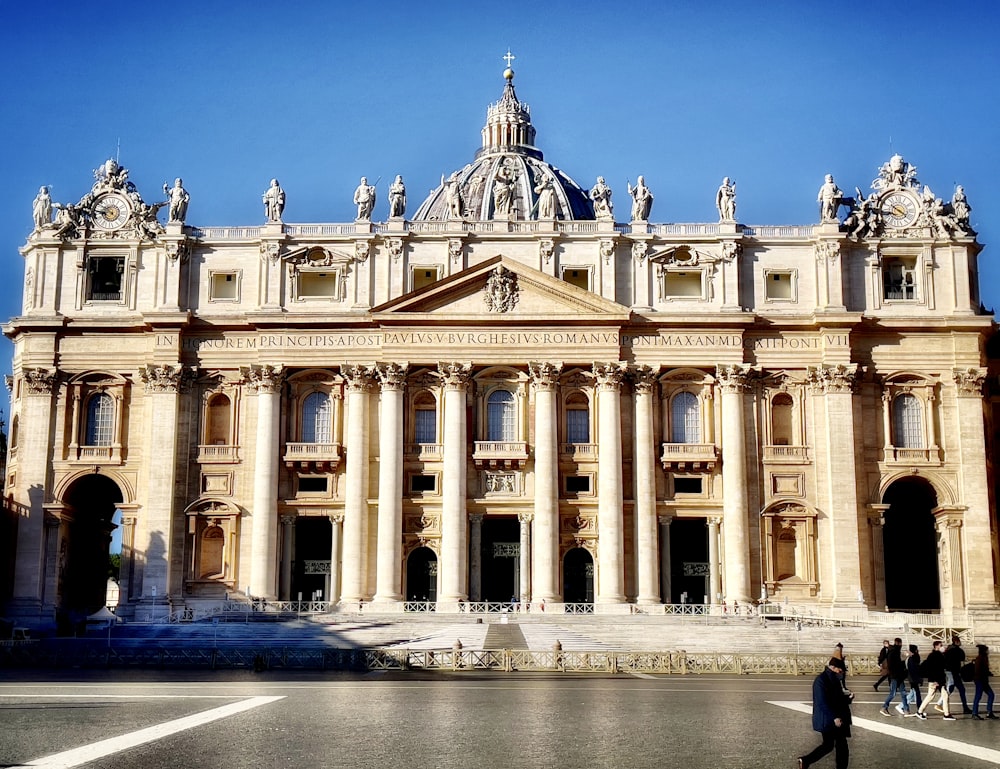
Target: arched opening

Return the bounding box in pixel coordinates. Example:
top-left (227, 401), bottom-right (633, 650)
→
top-left (292, 516), bottom-right (332, 600)
top-left (563, 547), bottom-right (594, 604)
top-left (480, 517), bottom-right (519, 601)
top-left (406, 547), bottom-right (438, 602)
top-left (199, 526), bottom-right (225, 578)
top-left (771, 393), bottom-right (793, 446)
top-left (205, 393), bottom-right (231, 445)
top-left (413, 391), bottom-right (437, 444)
top-left (882, 477), bottom-right (939, 611)
top-left (59, 474), bottom-right (124, 628)
top-left (301, 392), bottom-right (331, 443)
top-left (565, 392), bottom-right (590, 444)
top-left (671, 391), bottom-right (700, 443)
top-left (486, 390), bottom-right (516, 441)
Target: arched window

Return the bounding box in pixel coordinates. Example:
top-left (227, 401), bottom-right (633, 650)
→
top-left (671, 391), bottom-right (700, 443)
top-left (86, 393), bottom-right (114, 446)
top-left (565, 392), bottom-right (590, 444)
top-left (199, 526), bottom-right (225, 579)
top-left (776, 527), bottom-right (797, 580)
top-left (771, 393), bottom-right (793, 446)
top-left (893, 393), bottom-right (923, 448)
top-left (302, 392), bottom-right (331, 444)
top-left (413, 391), bottom-right (437, 444)
top-left (9, 415), bottom-right (17, 449)
top-left (487, 390), bottom-right (516, 442)
top-left (205, 393), bottom-right (231, 445)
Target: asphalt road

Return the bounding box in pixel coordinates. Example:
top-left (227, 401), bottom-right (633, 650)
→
top-left (0, 670), bottom-right (997, 768)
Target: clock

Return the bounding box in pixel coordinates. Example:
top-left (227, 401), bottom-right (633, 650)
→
top-left (880, 192), bottom-right (919, 228)
top-left (92, 192), bottom-right (131, 231)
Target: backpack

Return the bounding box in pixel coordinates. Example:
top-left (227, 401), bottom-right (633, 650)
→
top-left (961, 662), bottom-right (975, 682)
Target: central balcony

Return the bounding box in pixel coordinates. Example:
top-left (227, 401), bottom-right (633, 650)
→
top-left (473, 441), bottom-right (529, 469)
top-left (283, 442), bottom-right (342, 471)
top-left (660, 443), bottom-right (718, 472)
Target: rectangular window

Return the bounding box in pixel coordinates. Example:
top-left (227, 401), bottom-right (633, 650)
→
top-left (410, 474), bottom-right (437, 493)
top-left (412, 267), bottom-right (439, 291)
top-left (883, 257), bottom-right (917, 300)
top-left (414, 408), bottom-right (436, 444)
top-left (662, 271), bottom-right (703, 299)
top-left (565, 475), bottom-right (591, 494)
top-left (673, 477), bottom-right (703, 494)
top-left (562, 268), bottom-right (590, 291)
top-left (297, 476), bottom-right (329, 494)
top-left (210, 272), bottom-right (239, 301)
top-left (298, 271), bottom-right (341, 299)
top-left (87, 256), bottom-right (125, 301)
top-left (566, 410), bottom-right (589, 444)
top-left (765, 271), bottom-right (794, 301)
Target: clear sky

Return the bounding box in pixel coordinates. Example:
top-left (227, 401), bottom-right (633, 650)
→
top-left (2, 0), bottom-right (999, 389)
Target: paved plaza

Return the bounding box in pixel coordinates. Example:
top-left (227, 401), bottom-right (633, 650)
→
top-left (1, 670), bottom-right (998, 769)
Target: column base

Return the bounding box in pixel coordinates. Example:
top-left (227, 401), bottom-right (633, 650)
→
top-left (367, 599), bottom-right (406, 614)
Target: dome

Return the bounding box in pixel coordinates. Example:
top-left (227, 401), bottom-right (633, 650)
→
top-left (413, 69), bottom-right (594, 222)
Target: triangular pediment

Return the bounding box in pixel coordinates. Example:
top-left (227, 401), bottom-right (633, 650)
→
top-left (372, 256), bottom-right (631, 321)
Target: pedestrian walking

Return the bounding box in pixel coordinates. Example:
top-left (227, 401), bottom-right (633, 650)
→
top-left (971, 644), bottom-right (996, 720)
top-left (798, 657), bottom-right (854, 769)
top-left (905, 644), bottom-right (922, 714)
top-left (916, 640), bottom-right (954, 720)
top-left (879, 638), bottom-right (910, 716)
top-left (942, 635), bottom-right (972, 714)
top-left (873, 639), bottom-right (891, 691)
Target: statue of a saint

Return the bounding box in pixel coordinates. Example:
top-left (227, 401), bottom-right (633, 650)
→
top-left (716, 177), bottom-right (736, 222)
top-left (627, 175), bottom-right (653, 221)
top-left (388, 175), bottom-right (406, 218)
top-left (492, 164), bottom-right (516, 217)
top-left (32, 186), bottom-right (52, 231)
top-left (262, 179), bottom-right (285, 223)
top-left (163, 178), bottom-right (190, 223)
top-left (590, 176), bottom-right (613, 219)
top-left (817, 174), bottom-right (843, 222)
top-left (444, 173), bottom-right (463, 219)
top-left (354, 176), bottom-right (376, 221)
top-left (952, 185), bottom-right (971, 228)
top-left (534, 176), bottom-right (556, 219)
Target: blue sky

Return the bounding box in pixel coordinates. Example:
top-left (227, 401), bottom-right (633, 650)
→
top-left (2, 0), bottom-right (999, 393)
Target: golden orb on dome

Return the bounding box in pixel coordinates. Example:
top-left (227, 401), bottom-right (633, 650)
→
top-left (503, 67), bottom-right (514, 81)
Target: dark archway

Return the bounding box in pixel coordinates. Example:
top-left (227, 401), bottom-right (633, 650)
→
top-left (406, 547), bottom-right (438, 602)
top-left (293, 516), bottom-right (332, 600)
top-left (563, 548), bottom-right (594, 603)
top-left (669, 517), bottom-right (709, 604)
top-left (882, 477), bottom-right (940, 611)
top-left (480, 517), bottom-right (519, 602)
top-left (60, 474), bottom-right (124, 623)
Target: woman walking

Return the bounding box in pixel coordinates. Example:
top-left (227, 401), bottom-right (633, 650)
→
top-left (971, 644), bottom-right (996, 720)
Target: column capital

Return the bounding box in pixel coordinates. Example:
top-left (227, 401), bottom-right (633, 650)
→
top-left (716, 364), bottom-right (756, 394)
top-left (375, 361), bottom-right (409, 390)
top-left (518, 512), bottom-right (534, 524)
top-left (139, 363), bottom-right (191, 393)
top-left (630, 364), bottom-right (660, 394)
top-left (24, 367), bottom-right (59, 395)
top-left (657, 513), bottom-right (675, 526)
top-left (528, 361), bottom-right (563, 389)
top-left (280, 514), bottom-right (297, 526)
top-left (341, 363), bottom-right (376, 393)
top-left (437, 361), bottom-right (472, 389)
top-left (806, 363), bottom-right (860, 394)
top-left (121, 516), bottom-right (137, 526)
top-left (241, 364), bottom-right (285, 394)
top-left (468, 512), bottom-right (485, 524)
top-left (592, 361), bottom-right (626, 391)
top-left (328, 514), bottom-right (345, 525)
top-left (707, 515), bottom-right (723, 527)
top-left (953, 367), bottom-right (987, 397)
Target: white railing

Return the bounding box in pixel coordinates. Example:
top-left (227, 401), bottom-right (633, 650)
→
top-left (284, 442), bottom-right (341, 459)
top-left (285, 224), bottom-right (359, 236)
top-left (473, 441), bottom-right (528, 459)
top-left (883, 447), bottom-right (941, 463)
top-left (559, 443), bottom-right (598, 459)
top-left (558, 222), bottom-right (599, 233)
top-left (194, 226), bottom-right (263, 240)
top-left (78, 445), bottom-right (114, 461)
top-left (660, 443), bottom-right (717, 469)
top-left (197, 444), bottom-right (239, 462)
top-left (742, 225), bottom-right (815, 238)
top-left (763, 445), bottom-right (810, 461)
top-left (404, 443), bottom-right (444, 460)
top-left (647, 223), bottom-right (721, 236)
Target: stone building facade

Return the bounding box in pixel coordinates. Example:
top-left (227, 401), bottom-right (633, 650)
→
top-left (4, 68), bottom-right (998, 624)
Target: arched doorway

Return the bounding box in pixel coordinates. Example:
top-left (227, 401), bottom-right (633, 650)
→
top-left (563, 547), bottom-right (594, 603)
top-left (882, 477), bottom-right (940, 611)
top-left (406, 547), bottom-right (438, 601)
top-left (59, 474), bottom-right (124, 624)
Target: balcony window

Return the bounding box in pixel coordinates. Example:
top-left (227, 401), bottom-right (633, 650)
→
top-left (771, 393), bottom-right (793, 446)
top-left (487, 390), bottom-right (516, 442)
top-left (883, 258), bottom-right (917, 301)
top-left (565, 393), bottom-right (590, 444)
top-left (302, 392), bottom-right (332, 444)
top-left (893, 393), bottom-right (923, 448)
top-left (86, 393), bottom-right (114, 446)
top-left (670, 392), bottom-right (700, 443)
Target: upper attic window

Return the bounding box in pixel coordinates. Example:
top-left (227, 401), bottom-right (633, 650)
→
top-left (87, 256), bottom-right (125, 302)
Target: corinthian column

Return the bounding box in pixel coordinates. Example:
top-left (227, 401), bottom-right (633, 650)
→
top-left (374, 362), bottom-right (408, 603)
top-left (439, 362), bottom-right (471, 603)
top-left (594, 362), bottom-right (626, 603)
top-left (519, 513), bottom-right (533, 603)
top-left (632, 365), bottom-right (660, 604)
top-left (244, 364), bottom-right (283, 599)
top-left (340, 364), bottom-right (375, 604)
top-left (528, 361), bottom-right (562, 602)
top-left (716, 364), bottom-right (752, 603)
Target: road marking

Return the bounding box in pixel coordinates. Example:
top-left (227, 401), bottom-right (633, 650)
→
top-left (768, 700), bottom-right (1000, 765)
top-left (15, 695), bottom-right (284, 769)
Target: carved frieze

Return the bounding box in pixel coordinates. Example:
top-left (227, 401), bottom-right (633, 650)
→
top-left (139, 364), bottom-right (191, 393)
top-left (437, 362), bottom-right (472, 388)
top-left (375, 361), bottom-right (409, 390)
top-left (386, 238), bottom-right (404, 263)
top-left (953, 367), bottom-right (987, 397)
top-left (538, 238), bottom-right (554, 265)
top-left (23, 367), bottom-right (58, 395)
top-left (354, 240), bottom-right (371, 263)
top-left (259, 242), bottom-right (282, 265)
top-left (592, 362), bottom-right (626, 390)
top-left (241, 364), bottom-right (285, 394)
top-left (528, 361), bottom-right (563, 390)
top-left (630, 364), bottom-right (659, 394)
top-left (483, 265), bottom-right (518, 313)
top-left (340, 364), bottom-right (376, 393)
top-left (806, 363), bottom-right (860, 394)
top-left (814, 241), bottom-right (840, 263)
top-left (716, 364), bottom-right (755, 393)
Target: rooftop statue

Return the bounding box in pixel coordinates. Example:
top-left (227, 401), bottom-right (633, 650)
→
top-left (817, 174), bottom-right (843, 223)
top-left (354, 176), bottom-right (376, 221)
top-left (716, 177), bottom-right (736, 222)
top-left (163, 178), bottom-right (190, 223)
top-left (873, 153), bottom-right (919, 192)
top-left (590, 176), bottom-right (613, 220)
top-left (388, 175), bottom-right (406, 218)
top-left (262, 179), bottom-right (285, 223)
top-left (443, 172), bottom-right (463, 219)
top-left (952, 185), bottom-right (972, 230)
top-left (534, 175), bottom-right (556, 219)
top-left (492, 162), bottom-right (517, 218)
top-left (627, 175), bottom-right (653, 221)
top-left (32, 186), bottom-right (52, 232)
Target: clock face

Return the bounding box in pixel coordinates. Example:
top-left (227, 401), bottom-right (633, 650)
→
top-left (880, 192), bottom-right (919, 228)
top-left (92, 193), bottom-right (131, 230)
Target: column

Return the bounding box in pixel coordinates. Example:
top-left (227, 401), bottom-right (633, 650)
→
top-left (658, 514), bottom-right (673, 604)
top-left (439, 363), bottom-right (471, 603)
top-left (374, 362), bottom-right (407, 603)
top-left (936, 513), bottom-right (966, 612)
top-left (716, 365), bottom-right (752, 603)
top-left (594, 362), bottom-right (626, 603)
top-left (469, 513), bottom-right (484, 602)
top-left (118, 514), bottom-right (137, 602)
top-left (328, 514), bottom-right (343, 604)
top-left (519, 513), bottom-right (532, 603)
top-left (952, 368), bottom-right (994, 607)
top-left (138, 364), bottom-right (185, 601)
top-left (340, 364), bottom-right (374, 604)
top-left (10, 369), bottom-right (58, 618)
top-left (528, 361), bottom-right (561, 602)
top-left (707, 516), bottom-right (722, 605)
top-left (633, 365), bottom-right (660, 604)
top-left (245, 364), bottom-right (283, 599)
top-left (812, 364), bottom-right (863, 604)
top-left (40, 515), bottom-right (63, 614)
top-left (280, 515), bottom-right (295, 600)
top-left (868, 507), bottom-right (887, 608)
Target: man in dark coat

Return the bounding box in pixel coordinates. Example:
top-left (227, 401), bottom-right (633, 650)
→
top-left (799, 657), bottom-right (854, 769)
top-left (879, 637), bottom-right (910, 716)
top-left (943, 635), bottom-right (972, 714)
top-left (916, 640), bottom-right (955, 720)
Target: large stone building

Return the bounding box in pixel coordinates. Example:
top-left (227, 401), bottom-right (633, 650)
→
top-left (4, 67), bottom-right (999, 626)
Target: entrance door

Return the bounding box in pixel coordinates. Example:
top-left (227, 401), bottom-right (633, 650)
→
top-left (292, 517), bottom-right (332, 601)
top-left (669, 517), bottom-right (709, 604)
top-left (406, 547), bottom-right (438, 601)
top-left (882, 478), bottom-right (940, 611)
top-left (480, 518), bottom-right (519, 602)
top-left (563, 548), bottom-right (594, 603)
